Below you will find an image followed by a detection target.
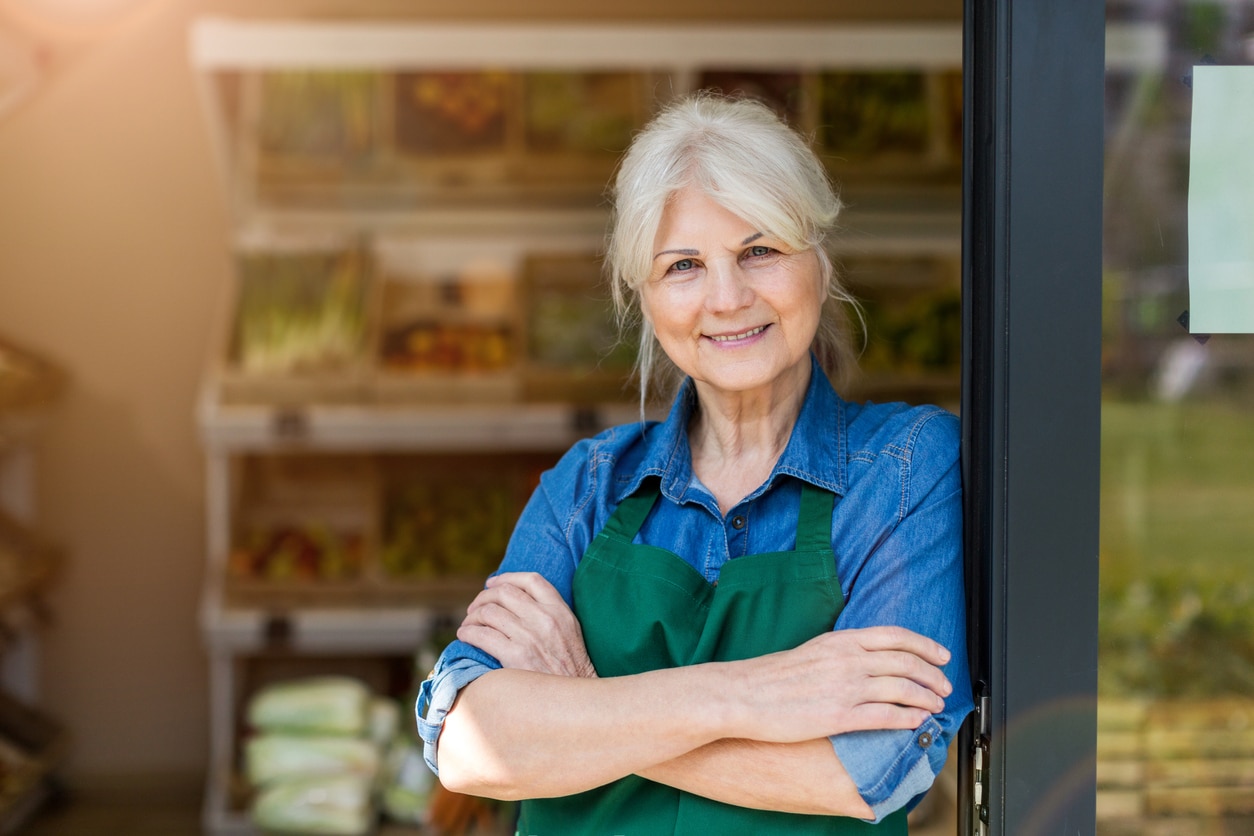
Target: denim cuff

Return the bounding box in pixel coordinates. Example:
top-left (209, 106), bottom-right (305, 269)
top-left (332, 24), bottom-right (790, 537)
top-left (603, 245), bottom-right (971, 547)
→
top-left (829, 716), bottom-right (946, 823)
top-left (415, 656), bottom-right (494, 774)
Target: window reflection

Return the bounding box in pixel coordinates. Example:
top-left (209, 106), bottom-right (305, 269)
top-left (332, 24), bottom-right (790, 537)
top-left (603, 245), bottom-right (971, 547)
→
top-left (1101, 1), bottom-right (1254, 831)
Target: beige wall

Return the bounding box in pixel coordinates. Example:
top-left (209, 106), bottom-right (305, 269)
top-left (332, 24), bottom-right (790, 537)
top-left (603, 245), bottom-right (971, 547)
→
top-left (0, 0), bottom-right (958, 787)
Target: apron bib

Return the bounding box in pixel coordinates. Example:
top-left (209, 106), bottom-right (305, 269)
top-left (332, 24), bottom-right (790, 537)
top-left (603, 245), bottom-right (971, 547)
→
top-left (517, 482), bottom-right (908, 836)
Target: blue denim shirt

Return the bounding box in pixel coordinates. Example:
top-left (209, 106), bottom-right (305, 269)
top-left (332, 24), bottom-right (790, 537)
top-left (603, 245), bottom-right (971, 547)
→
top-left (418, 356), bottom-right (973, 822)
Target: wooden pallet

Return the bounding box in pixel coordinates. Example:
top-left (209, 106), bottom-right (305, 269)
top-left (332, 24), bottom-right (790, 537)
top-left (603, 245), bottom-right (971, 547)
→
top-left (1098, 698), bottom-right (1254, 820)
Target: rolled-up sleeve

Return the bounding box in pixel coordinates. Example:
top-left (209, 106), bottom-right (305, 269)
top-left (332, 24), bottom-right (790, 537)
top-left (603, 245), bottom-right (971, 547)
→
top-left (416, 640), bottom-right (500, 774)
top-left (830, 720), bottom-right (952, 822)
top-left (828, 409), bottom-right (973, 821)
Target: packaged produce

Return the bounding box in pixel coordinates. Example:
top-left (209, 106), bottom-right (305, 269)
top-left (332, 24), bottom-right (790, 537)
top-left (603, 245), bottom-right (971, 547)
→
top-left (247, 676), bottom-right (371, 736)
top-left (245, 735), bottom-right (381, 786)
top-left (251, 773), bottom-right (374, 836)
top-left (231, 246), bottom-right (371, 377)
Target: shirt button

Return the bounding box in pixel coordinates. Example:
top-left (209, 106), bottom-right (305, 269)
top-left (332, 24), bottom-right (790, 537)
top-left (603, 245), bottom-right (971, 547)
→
top-left (918, 731), bottom-right (934, 749)
top-left (731, 515), bottom-right (746, 530)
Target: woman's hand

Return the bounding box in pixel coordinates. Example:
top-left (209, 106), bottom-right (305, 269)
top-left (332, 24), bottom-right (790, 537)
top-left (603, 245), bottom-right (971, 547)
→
top-left (457, 572), bottom-right (597, 679)
top-left (728, 626), bottom-right (953, 742)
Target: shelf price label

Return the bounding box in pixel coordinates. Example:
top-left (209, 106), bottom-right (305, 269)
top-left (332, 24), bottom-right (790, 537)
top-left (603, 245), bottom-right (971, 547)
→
top-left (271, 407), bottom-right (310, 441)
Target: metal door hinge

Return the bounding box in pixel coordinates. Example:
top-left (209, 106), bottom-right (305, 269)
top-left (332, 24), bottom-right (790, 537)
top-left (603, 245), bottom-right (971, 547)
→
top-left (970, 687), bottom-right (991, 836)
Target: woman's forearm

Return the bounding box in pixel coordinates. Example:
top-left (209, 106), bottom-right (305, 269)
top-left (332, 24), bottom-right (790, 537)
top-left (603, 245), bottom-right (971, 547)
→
top-left (638, 738), bottom-right (873, 819)
top-left (438, 626), bottom-right (949, 801)
top-left (437, 665), bottom-right (739, 799)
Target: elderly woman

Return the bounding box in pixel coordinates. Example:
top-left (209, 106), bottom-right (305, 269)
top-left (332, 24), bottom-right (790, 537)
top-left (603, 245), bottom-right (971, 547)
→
top-left (418, 94), bottom-right (972, 834)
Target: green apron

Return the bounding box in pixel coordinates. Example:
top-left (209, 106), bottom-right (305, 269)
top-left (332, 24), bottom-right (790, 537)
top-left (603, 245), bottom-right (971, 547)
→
top-left (517, 482), bottom-right (908, 836)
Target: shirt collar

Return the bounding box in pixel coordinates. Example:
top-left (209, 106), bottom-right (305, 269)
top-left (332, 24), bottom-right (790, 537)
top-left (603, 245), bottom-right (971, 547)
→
top-left (616, 354), bottom-right (849, 504)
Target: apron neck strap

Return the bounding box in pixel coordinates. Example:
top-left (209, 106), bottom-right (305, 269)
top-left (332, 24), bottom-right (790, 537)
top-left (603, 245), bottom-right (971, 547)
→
top-left (795, 482), bottom-right (837, 552)
top-left (602, 483), bottom-right (661, 542)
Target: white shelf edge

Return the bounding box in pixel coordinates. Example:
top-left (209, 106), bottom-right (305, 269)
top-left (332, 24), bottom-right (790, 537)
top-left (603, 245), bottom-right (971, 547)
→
top-left (190, 19), bottom-right (963, 72)
top-left (200, 582), bottom-right (437, 653)
top-left (197, 393), bottom-right (647, 453)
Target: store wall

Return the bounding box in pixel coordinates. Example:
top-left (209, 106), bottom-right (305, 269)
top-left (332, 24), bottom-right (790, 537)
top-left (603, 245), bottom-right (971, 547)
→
top-left (0, 0), bottom-right (958, 790)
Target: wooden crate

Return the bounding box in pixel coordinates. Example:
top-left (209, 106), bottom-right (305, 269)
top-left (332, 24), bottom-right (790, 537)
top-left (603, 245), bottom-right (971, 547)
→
top-left (222, 455), bottom-right (380, 610)
top-left (371, 237), bottom-right (523, 406)
top-left (519, 251), bottom-right (636, 405)
top-left (210, 239), bottom-right (378, 408)
top-left (372, 452), bottom-right (558, 611)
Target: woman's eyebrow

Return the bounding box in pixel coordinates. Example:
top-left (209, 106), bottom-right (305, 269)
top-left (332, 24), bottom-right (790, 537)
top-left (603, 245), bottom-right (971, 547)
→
top-left (741, 232), bottom-right (764, 245)
top-left (653, 248), bottom-right (700, 260)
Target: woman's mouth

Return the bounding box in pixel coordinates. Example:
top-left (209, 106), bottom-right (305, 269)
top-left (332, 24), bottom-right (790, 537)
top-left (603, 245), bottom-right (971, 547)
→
top-left (707, 325), bottom-right (767, 343)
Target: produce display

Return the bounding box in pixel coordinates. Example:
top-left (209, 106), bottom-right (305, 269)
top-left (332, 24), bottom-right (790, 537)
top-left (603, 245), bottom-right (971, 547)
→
top-left (258, 72), bottom-right (377, 163)
top-left (818, 71), bottom-right (932, 158)
top-left (241, 675), bottom-right (447, 834)
top-left (243, 677), bottom-right (387, 835)
top-left (231, 248), bottom-right (371, 377)
top-left (525, 254), bottom-right (637, 373)
top-left (523, 72), bottom-right (641, 155)
top-left (379, 474), bottom-right (518, 580)
top-left (394, 71), bottom-right (509, 155)
top-left (252, 774), bottom-right (374, 836)
top-left (227, 523), bottom-right (365, 584)
top-left (856, 285), bottom-right (962, 376)
top-left (246, 677), bottom-right (373, 736)
top-left (380, 321), bottom-right (514, 373)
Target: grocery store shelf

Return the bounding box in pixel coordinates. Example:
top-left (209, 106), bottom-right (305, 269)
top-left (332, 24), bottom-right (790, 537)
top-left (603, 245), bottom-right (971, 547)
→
top-left (200, 580), bottom-right (436, 653)
top-left (198, 389), bottom-right (647, 453)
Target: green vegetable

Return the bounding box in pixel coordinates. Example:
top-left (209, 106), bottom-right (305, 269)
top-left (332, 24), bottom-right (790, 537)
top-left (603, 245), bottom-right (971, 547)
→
top-left (368, 698), bottom-right (400, 749)
top-left (251, 774), bottom-right (374, 835)
top-left (379, 737), bottom-right (435, 824)
top-left (245, 735), bottom-right (380, 786)
top-left (247, 677), bottom-right (371, 736)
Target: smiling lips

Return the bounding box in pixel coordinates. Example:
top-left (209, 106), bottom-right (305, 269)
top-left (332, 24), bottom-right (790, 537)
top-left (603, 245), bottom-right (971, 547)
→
top-left (707, 325), bottom-right (767, 343)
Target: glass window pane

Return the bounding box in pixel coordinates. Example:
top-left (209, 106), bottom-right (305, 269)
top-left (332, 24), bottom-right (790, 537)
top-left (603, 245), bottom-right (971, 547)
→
top-left (1101, 2), bottom-right (1254, 832)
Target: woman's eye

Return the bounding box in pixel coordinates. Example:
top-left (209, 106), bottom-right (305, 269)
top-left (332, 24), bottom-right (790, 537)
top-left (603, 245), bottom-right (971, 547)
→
top-left (670, 258), bottom-right (695, 272)
top-left (747, 245), bottom-right (773, 258)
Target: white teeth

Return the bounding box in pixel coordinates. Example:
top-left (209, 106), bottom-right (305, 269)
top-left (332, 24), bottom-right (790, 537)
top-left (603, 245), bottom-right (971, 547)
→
top-left (709, 326), bottom-right (765, 342)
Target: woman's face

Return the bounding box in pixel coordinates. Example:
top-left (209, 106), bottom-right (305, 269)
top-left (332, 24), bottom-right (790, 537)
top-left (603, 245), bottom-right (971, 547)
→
top-left (641, 185), bottom-right (825, 397)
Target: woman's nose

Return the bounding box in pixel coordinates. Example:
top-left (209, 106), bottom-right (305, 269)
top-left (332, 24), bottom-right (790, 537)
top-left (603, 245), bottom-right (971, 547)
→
top-left (704, 260), bottom-right (753, 311)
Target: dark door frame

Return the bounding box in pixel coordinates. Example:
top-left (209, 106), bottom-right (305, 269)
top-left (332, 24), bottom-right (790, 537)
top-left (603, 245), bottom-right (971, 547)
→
top-left (960, 1), bottom-right (1104, 833)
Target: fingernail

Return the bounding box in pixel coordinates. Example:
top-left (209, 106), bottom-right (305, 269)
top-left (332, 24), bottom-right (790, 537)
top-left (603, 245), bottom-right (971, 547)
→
top-left (938, 646), bottom-right (951, 664)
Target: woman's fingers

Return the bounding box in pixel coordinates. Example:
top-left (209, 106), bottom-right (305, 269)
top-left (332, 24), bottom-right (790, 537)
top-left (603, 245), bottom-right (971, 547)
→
top-left (485, 571), bottom-right (568, 607)
top-left (852, 625), bottom-right (951, 666)
top-left (729, 626), bottom-right (957, 742)
top-left (457, 573), bottom-right (597, 679)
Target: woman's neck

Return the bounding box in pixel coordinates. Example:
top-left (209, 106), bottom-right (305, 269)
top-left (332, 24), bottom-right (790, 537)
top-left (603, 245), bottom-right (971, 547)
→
top-left (688, 361), bottom-right (811, 515)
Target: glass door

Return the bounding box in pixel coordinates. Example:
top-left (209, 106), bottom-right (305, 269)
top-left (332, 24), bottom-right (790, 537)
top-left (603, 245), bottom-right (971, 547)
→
top-left (1099, 2), bottom-right (1254, 833)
